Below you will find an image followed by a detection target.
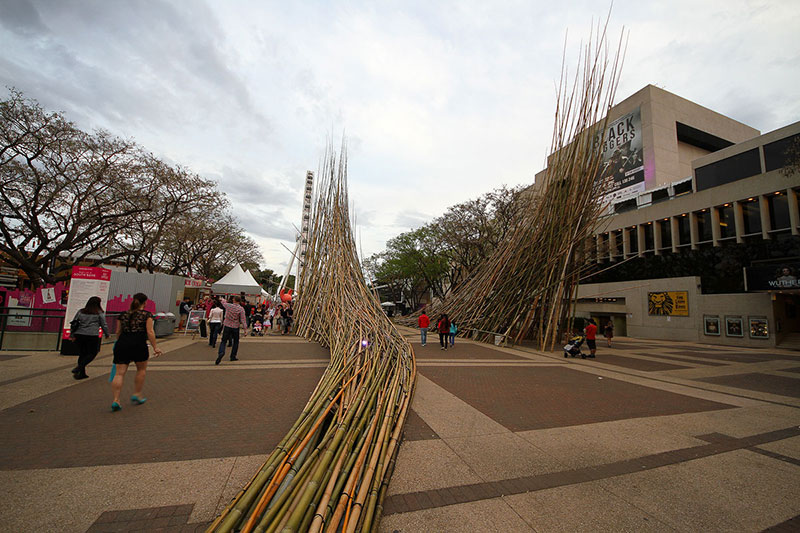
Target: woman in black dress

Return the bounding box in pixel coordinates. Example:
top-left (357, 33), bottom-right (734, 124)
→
top-left (110, 293), bottom-right (162, 412)
top-left (70, 296), bottom-right (110, 379)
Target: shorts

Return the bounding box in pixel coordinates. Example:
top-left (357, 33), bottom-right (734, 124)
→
top-left (113, 333), bottom-right (150, 365)
top-left (586, 339), bottom-right (596, 350)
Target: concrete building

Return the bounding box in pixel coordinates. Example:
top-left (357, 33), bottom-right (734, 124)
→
top-left (536, 85), bottom-right (800, 349)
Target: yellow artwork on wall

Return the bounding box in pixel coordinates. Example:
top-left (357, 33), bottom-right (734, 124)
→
top-left (647, 291), bottom-right (689, 316)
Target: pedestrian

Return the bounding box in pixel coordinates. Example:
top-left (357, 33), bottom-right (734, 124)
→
top-left (584, 319), bottom-right (597, 358)
top-left (284, 303), bottom-right (294, 334)
top-left (449, 320), bottom-right (458, 347)
top-left (280, 305), bottom-right (289, 335)
top-left (178, 296), bottom-right (192, 329)
top-left (437, 314), bottom-right (450, 350)
top-left (418, 309), bottom-right (429, 346)
top-left (216, 295), bottom-right (247, 365)
top-left (604, 319), bottom-right (614, 347)
top-left (69, 296), bottom-right (111, 380)
top-left (110, 293), bottom-right (162, 412)
top-left (207, 300), bottom-right (224, 348)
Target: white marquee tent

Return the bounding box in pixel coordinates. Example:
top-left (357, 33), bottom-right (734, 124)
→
top-left (211, 264), bottom-right (262, 295)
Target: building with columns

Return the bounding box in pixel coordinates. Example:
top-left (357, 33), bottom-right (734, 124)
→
top-left (536, 85), bottom-right (800, 349)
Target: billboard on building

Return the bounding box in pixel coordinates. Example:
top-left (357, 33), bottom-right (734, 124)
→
top-left (647, 291), bottom-right (689, 316)
top-left (595, 107), bottom-right (645, 204)
top-left (744, 262), bottom-right (800, 291)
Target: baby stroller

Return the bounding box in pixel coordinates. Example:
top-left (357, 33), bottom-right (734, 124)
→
top-left (251, 313), bottom-right (265, 336)
top-left (563, 334), bottom-right (587, 359)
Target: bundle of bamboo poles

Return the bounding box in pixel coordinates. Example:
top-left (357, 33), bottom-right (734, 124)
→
top-left (206, 144), bottom-right (416, 533)
top-left (399, 21), bottom-right (626, 351)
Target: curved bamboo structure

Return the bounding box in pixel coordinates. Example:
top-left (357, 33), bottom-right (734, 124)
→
top-left (206, 144), bottom-right (416, 533)
top-left (400, 23), bottom-right (626, 351)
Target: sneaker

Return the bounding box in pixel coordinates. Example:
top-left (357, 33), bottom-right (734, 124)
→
top-left (111, 402), bottom-right (121, 412)
top-left (230, 357), bottom-right (238, 361)
top-left (131, 395), bottom-right (147, 405)
top-left (215, 356), bottom-right (222, 365)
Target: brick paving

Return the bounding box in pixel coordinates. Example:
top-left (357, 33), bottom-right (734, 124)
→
top-left (697, 372), bottom-right (800, 399)
top-left (584, 353), bottom-right (690, 371)
top-left (162, 340), bottom-right (330, 361)
top-left (402, 409), bottom-right (440, 441)
top-left (413, 342), bottom-right (525, 360)
top-left (0, 367), bottom-right (324, 469)
top-left (420, 365), bottom-right (735, 431)
top-left (2, 332), bottom-right (799, 532)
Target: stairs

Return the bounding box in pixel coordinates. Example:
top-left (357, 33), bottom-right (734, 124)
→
top-left (776, 332), bottom-right (800, 351)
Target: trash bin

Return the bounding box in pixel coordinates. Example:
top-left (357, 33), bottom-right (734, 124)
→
top-left (153, 313), bottom-right (176, 338)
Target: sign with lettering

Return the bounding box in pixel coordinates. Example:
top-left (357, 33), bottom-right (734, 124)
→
top-left (595, 107), bottom-right (646, 204)
top-left (63, 267), bottom-right (112, 339)
top-left (647, 291), bottom-right (689, 316)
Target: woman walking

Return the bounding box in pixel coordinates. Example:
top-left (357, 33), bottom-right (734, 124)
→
top-left (449, 320), bottom-right (458, 347)
top-left (110, 293), bottom-right (162, 412)
top-left (70, 296), bottom-right (110, 379)
top-left (437, 314), bottom-right (450, 350)
top-left (604, 320), bottom-right (614, 347)
top-left (207, 300), bottom-right (224, 348)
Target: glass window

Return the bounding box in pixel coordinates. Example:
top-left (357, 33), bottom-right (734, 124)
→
top-left (764, 134), bottom-right (800, 172)
top-left (643, 223), bottom-right (655, 251)
top-left (695, 148), bottom-right (761, 191)
top-left (599, 233), bottom-right (609, 258)
top-left (741, 199), bottom-right (762, 235)
top-left (696, 210), bottom-right (713, 242)
top-left (676, 215), bottom-right (691, 245)
top-left (768, 193), bottom-right (791, 230)
top-left (717, 204), bottom-right (735, 239)
top-left (628, 227), bottom-right (638, 254)
top-left (659, 219), bottom-right (672, 251)
top-left (651, 189), bottom-right (670, 204)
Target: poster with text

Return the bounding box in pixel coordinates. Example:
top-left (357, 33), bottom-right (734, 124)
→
top-left (647, 291), bottom-right (689, 316)
top-left (62, 266), bottom-right (112, 339)
top-left (595, 107), bottom-right (645, 204)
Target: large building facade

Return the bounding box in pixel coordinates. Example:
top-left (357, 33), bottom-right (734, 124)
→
top-left (537, 85), bottom-right (800, 349)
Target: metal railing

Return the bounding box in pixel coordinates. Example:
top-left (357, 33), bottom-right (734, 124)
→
top-left (0, 308), bottom-right (124, 351)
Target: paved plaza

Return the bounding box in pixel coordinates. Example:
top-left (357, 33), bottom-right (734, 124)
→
top-left (0, 329), bottom-right (799, 532)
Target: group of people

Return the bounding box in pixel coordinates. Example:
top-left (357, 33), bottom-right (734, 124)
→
top-left (580, 318), bottom-right (614, 358)
top-left (69, 293), bottom-right (161, 412)
top-left (417, 310), bottom-right (458, 349)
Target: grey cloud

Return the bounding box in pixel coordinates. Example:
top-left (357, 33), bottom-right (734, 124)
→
top-left (393, 210), bottom-right (432, 229)
top-left (209, 166), bottom-right (300, 209)
top-left (0, 0), bottom-right (271, 140)
top-left (0, 0), bottom-right (48, 35)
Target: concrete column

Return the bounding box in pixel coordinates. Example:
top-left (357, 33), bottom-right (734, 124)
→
top-left (689, 212), bottom-right (699, 250)
top-left (759, 195), bottom-right (772, 240)
top-left (622, 228), bottom-right (631, 257)
top-left (637, 224), bottom-right (646, 257)
top-left (788, 188), bottom-right (800, 236)
top-left (595, 235), bottom-right (603, 263)
top-left (711, 207), bottom-right (722, 246)
top-left (670, 216), bottom-right (680, 252)
top-left (654, 220), bottom-right (663, 256)
top-left (734, 201), bottom-right (745, 244)
top-left (609, 231), bottom-right (618, 262)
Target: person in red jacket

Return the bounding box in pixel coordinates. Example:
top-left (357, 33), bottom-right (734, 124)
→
top-left (437, 314), bottom-right (451, 350)
top-left (584, 318), bottom-right (598, 358)
top-left (418, 310), bottom-right (430, 346)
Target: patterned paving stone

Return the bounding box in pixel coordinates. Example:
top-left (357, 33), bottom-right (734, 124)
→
top-left (0, 367), bottom-right (324, 470)
top-left (413, 342), bottom-right (524, 360)
top-left (402, 408), bottom-right (440, 441)
top-left (162, 340), bottom-right (329, 361)
top-left (420, 365), bottom-right (735, 431)
top-left (696, 373), bottom-right (800, 399)
top-left (586, 353), bottom-right (689, 371)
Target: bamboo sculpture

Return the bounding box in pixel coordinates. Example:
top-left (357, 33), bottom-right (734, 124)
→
top-left (400, 22), bottom-right (626, 352)
top-left (206, 144), bottom-right (416, 533)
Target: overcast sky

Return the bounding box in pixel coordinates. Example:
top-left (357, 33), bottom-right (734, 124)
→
top-left (1, 0), bottom-right (798, 272)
